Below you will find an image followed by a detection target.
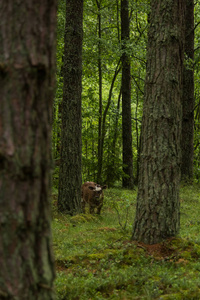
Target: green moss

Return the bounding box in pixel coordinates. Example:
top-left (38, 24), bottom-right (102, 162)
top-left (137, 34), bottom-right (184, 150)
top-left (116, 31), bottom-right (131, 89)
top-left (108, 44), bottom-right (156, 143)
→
top-left (70, 214), bottom-right (96, 224)
top-left (88, 249), bottom-right (120, 261)
top-left (159, 293), bottom-right (183, 300)
top-left (159, 289), bottom-right (200, 300)
top-left (56, 244), bottom-right (146, 273)
top-left (166, 238), bottom-right (200, 261)
top-left (167, 237), bottom-right (188, 249)
top-left (191, 244), bottom-right (200, 257)
top-left (181, 250), bottom-right (192, 260)
top-left (53, 186), bottom-right (200, 299)
top-left (123, 247), bottom-right (145, 264)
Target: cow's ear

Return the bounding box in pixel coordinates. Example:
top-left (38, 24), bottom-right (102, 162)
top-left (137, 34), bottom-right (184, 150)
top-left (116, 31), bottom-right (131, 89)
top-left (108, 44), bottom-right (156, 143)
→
top-left (102, 185), bottom-right (107, 190)
top-left (88, 186), bottom-right (95, 190)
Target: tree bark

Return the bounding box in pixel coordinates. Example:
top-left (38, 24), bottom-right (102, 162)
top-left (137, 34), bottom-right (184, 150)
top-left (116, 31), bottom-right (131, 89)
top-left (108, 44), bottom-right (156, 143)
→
top-left (96, 0), bottom-right (103, 184)
top-left (181, 0), bottom-right (194, 181)
top-left (132, 0), bottom-right (185, 244)
top-left (121, 0), bottom-right (134, 189)
top-left (58, 0), bottom-right (83, 214)
top-left (106, 89), bottom-right (122, 187)
top-left (0, 1), bottom-right (57, 299)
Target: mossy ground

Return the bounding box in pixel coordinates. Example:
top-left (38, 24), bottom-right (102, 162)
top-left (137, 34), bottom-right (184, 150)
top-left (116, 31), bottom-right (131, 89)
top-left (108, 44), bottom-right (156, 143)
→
top-left (52, 184), bottom-right (200, 299)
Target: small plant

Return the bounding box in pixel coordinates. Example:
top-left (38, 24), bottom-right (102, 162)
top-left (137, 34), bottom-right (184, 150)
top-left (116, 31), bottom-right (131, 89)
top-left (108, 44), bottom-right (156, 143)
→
top-left (111, 197), bottom-right (132, 231)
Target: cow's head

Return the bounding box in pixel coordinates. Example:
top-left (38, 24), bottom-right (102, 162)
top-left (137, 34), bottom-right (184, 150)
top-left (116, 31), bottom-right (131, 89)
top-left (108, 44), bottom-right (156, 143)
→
top-left (88, 184), bottom-right (107, 199)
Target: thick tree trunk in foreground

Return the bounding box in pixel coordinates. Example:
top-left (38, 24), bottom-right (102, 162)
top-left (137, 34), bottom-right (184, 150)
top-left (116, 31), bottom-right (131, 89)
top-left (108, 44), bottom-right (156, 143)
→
top-left (0, 1), bottom-right (57, 299)
top-left (132, 0), bottom-right (185, 244)
top-left (181, 0), bottom-right (194, 181)
top-left (58, 0), bottom-right (83, 214)
top-left (121, 0), bottom-right (134, 189)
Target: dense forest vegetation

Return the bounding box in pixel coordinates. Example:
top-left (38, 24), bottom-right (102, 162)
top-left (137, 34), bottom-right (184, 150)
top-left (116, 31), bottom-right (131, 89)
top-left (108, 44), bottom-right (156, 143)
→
top-left (53, 0), bottom-right (200, 187)
top-left (51, 2), bottom-right (200, 297)
top-left (1, 0), bottom-right (200, 299)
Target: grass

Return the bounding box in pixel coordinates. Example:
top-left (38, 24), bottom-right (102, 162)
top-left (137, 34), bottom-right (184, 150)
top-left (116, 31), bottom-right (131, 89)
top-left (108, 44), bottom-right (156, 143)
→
top-left (52, 184), bottom-right (200, 299)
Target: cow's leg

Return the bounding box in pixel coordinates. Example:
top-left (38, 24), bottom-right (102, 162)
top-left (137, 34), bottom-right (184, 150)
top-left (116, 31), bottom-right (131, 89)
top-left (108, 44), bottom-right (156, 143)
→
top-left (96, 204), bottom-right (102, 215)
top-left (96, 198), bottom-right (103, 215)
top-left (81, 200), bottom-right (86, 213)
top-left (90, 205), bottom-right (95, 214)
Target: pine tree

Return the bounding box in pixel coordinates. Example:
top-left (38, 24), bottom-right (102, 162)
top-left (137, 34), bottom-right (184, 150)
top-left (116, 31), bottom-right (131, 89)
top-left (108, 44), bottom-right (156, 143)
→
top-left (0, 1), bottom-right (57, 298)
top-left (132, 0), bottom-right (185, 244)
top-left (58, 0), bottom-right (83, 214)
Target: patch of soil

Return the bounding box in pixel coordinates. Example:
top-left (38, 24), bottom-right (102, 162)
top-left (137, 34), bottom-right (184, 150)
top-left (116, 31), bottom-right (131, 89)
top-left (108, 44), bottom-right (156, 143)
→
top-left (136, 239), bottom-right (177, 259)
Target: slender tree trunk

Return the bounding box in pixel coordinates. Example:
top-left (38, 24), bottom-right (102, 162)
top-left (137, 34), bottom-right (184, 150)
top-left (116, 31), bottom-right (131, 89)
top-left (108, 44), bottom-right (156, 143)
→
top-left (132, 0), bottom-right (185, 244)
top-left (181, 0), bottom-right (194, 181)
top-left (58, 0), bottom-right (83, 214)
top-left (96, 0), bottom-right (103, 183)
top-left (106, 89), bottom-right (122, 187)
top-left (102, 62), bottom-right (121, 152)
top-left (135, 82), bottom-right (140, 185)
top-left (0, 1), bottom-right (57, 299)
top-left (116, 0), bottom-right (120, 41)
top-left (121, 0), bottom-right (134, 189)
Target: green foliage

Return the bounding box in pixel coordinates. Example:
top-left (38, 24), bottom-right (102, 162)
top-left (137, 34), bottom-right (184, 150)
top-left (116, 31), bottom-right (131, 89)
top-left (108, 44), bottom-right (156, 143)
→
top-left (52, 185), bottom-right (200, 299)
top-left (54, 0), bottom-right (148, 185)
top-left (105, 188), bottom-right (135, 231)
top-left (82, 0), bottom-right (147, 183)
top-left (53, 0), bottom-right (200, 185)
top-left (52, 1), bottom-right (200, 296)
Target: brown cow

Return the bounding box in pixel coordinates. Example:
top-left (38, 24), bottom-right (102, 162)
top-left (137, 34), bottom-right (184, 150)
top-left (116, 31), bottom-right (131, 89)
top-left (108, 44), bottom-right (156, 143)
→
top-left (81, 181), bottom-right (107, 214)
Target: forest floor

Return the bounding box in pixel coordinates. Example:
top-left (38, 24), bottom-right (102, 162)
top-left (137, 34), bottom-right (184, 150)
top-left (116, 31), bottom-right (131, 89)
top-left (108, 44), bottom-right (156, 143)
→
top-left (52, 184), bottom-right (200, 300)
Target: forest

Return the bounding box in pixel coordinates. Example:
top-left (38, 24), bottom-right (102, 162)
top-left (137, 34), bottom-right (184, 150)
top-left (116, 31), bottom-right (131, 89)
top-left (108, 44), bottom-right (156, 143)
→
top-left (0, 0), bottom-right (200, 299)
top-left (54, 0), bottom-right (200, 187)
top-left (52, 0), bottom-right (200, 298)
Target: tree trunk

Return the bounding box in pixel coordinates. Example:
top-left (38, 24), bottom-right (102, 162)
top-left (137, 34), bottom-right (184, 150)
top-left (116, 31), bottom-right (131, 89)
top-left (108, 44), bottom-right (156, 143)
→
top-left (0, 1), bottom-right (57, 299)
top-left (58, 0), bottom-right (83, 214)
top-left (121, 0), bottom-right (134, 189)
top-left (135, 80), bottom-right (141, 185)
top-left (181, 0), bottom-right (194, 182)
top-left (106, 90), bottom-right (122, 187)
top-left (96, 0), bottom-right (103, 184)
top-left (132, 0), bottom-right (185, 244)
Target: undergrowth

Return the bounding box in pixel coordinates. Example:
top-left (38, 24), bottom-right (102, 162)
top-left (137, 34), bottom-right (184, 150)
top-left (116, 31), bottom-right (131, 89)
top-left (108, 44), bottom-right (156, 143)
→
top-left (52, 184), bottom-right (200, 299)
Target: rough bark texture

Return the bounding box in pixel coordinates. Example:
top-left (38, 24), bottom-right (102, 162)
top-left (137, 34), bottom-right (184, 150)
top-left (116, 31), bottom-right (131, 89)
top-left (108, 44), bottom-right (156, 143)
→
top-left (0, 1), bottom-right (57, 299)
top-left (181, 0), bottom-right (194, 181)
top-left (58, 0), bottom-right (83, 214)
top-left (121, 0), bottom-right (134, 189)
top-left (132, 0), bottom-right (185, 244)
top-left (96, 0), bottom-right (103, 184)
